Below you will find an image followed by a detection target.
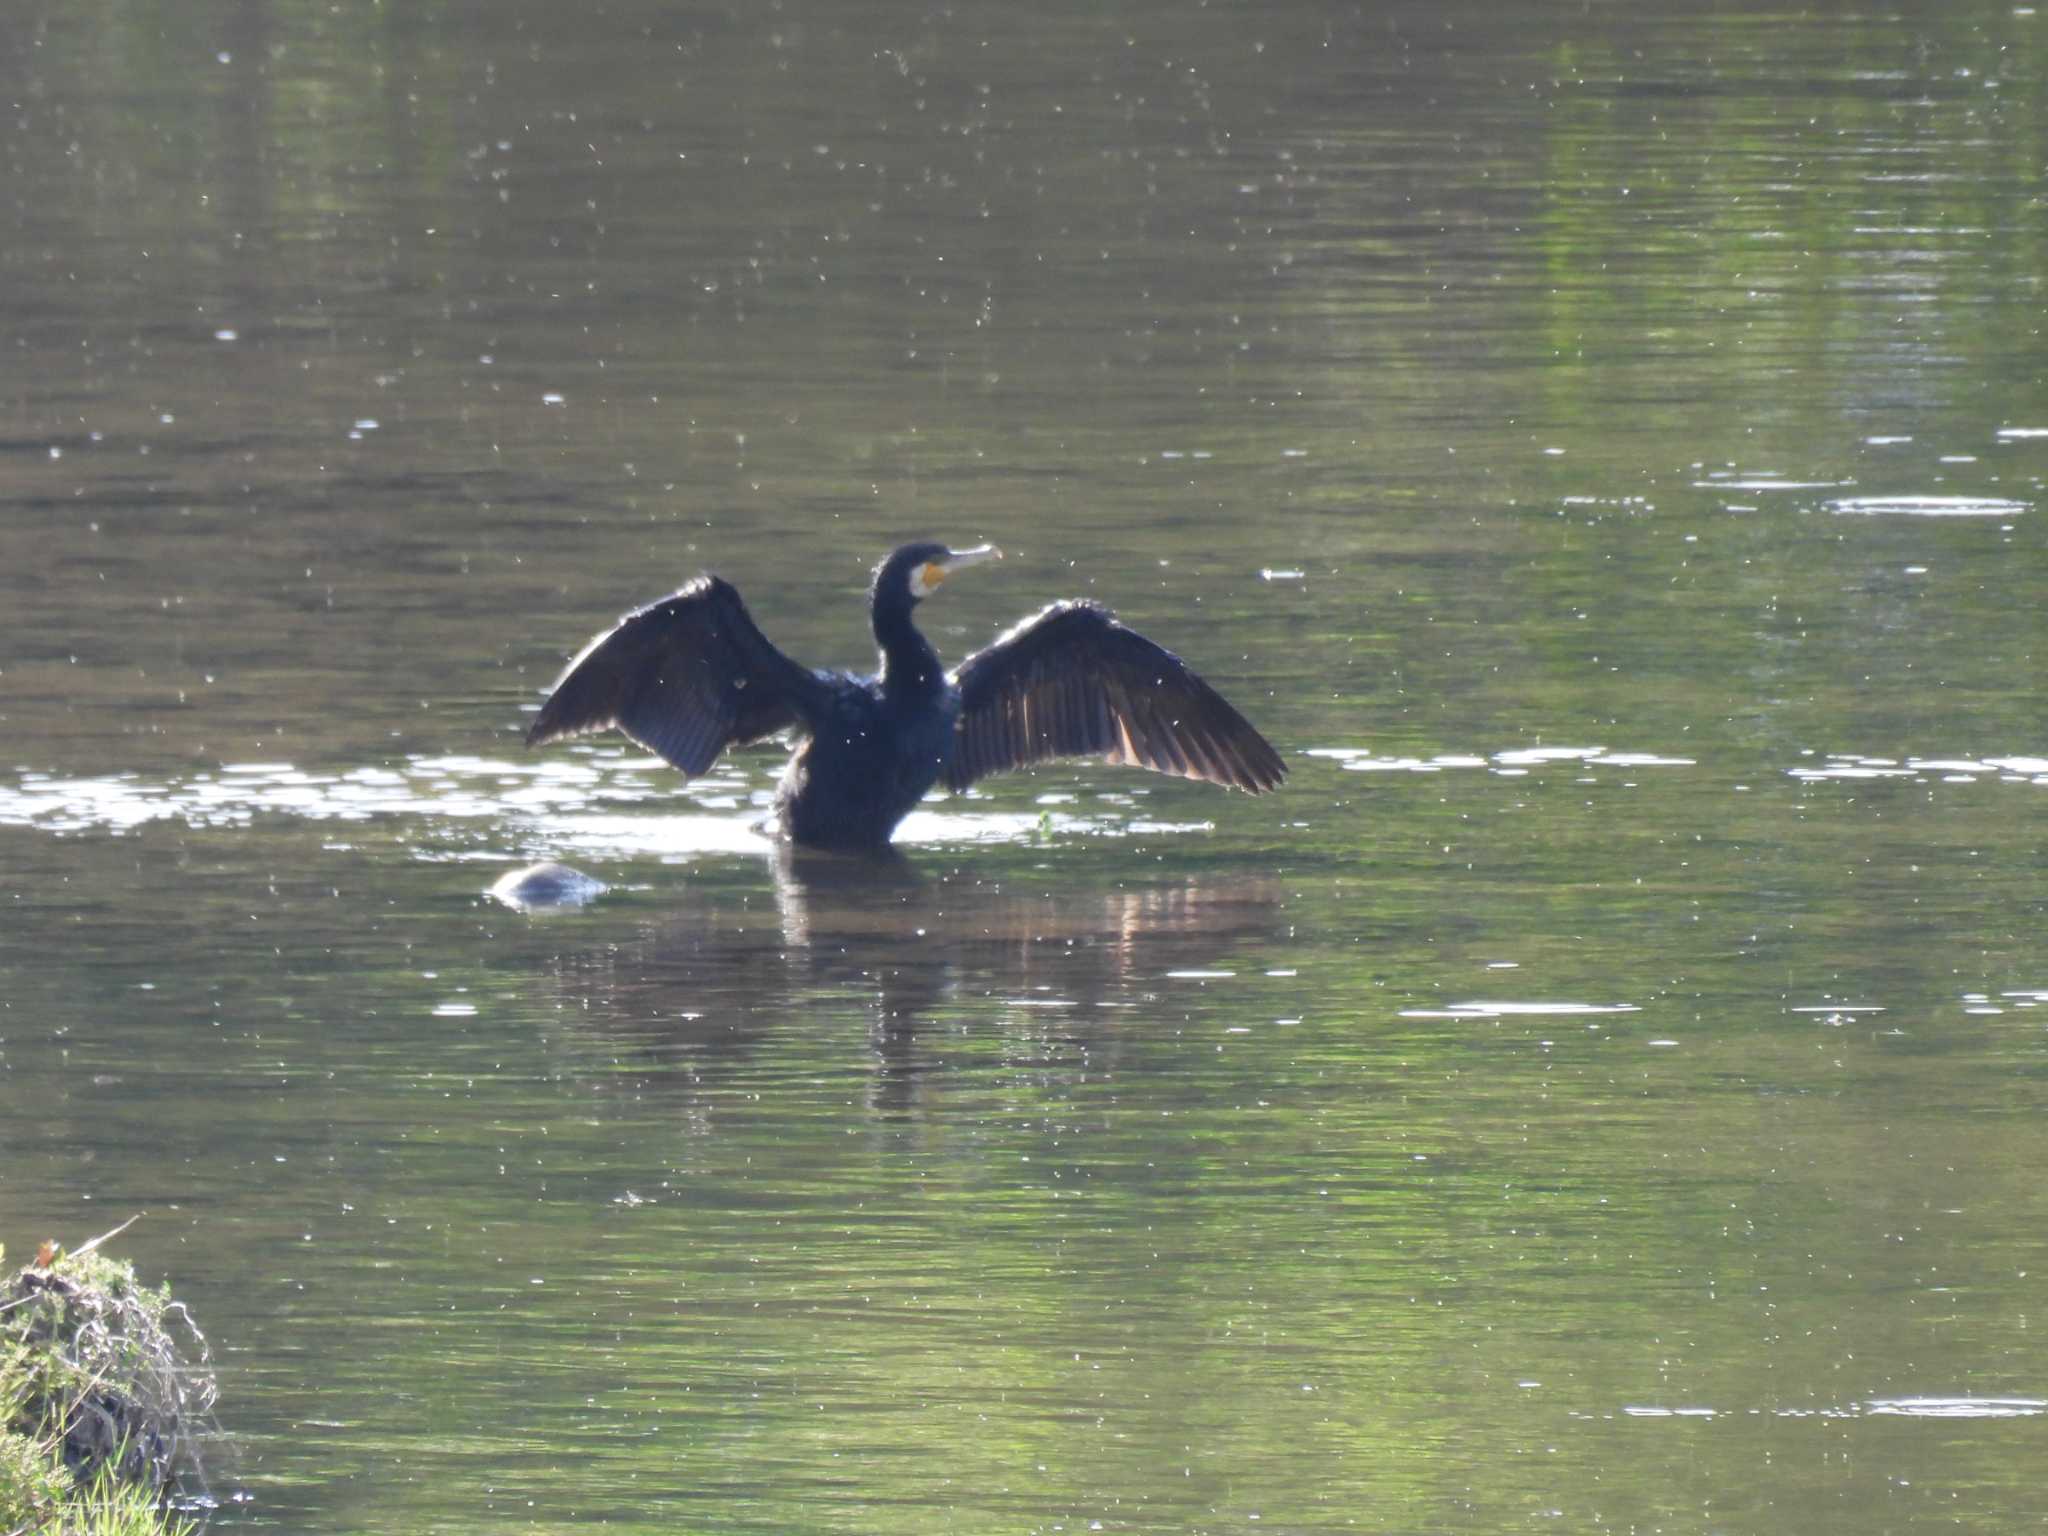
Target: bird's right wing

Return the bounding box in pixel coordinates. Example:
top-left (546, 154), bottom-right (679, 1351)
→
top-left (525, 576), bottom-right (830, 776)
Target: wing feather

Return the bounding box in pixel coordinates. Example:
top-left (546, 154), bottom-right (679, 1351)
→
top-left (525, 575), bottom-right (828, 777)
top-left (945, 601), bottom-right (1285, 794)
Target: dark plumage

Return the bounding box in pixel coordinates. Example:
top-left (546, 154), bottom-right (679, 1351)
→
top-left (525, 541), bottom-right (1285, 850)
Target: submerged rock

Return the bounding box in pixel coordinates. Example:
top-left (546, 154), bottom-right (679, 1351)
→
top-left (489, 861), bottom-right (608, 910)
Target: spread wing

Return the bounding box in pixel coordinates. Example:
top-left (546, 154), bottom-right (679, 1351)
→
top-left (945, 601), bottom-right (1285, 794)
top-left (525, 575), bottom-right (831, 776)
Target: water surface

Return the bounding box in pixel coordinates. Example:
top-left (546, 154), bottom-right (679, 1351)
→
top-left (4, 1), bottom-right (2047, 1531)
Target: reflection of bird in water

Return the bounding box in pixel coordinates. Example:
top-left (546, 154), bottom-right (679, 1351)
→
top-left (527, 851), bottom-right (1286, 1122)
top-left (524, 541), bottom-right (1285, 850)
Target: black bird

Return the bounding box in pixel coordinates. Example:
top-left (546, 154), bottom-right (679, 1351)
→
top-left (524, 541), bottom-right (1285, 850)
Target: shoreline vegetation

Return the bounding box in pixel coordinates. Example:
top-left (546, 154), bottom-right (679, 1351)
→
top-left (2, 1222), bottom-right (217, 1536)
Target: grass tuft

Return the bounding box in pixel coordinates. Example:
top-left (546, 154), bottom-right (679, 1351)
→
top-left (2, 1226), bottom-right (216, 1536)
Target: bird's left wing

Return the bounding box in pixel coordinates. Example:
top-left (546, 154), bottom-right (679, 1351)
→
top-left (945, 601), bottom-right (1285, 793)
top-left (525, 575), bottom-right (830, 776)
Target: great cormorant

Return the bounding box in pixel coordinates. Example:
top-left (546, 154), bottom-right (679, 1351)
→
top-left (524, 541), bottom-right (1285, 850)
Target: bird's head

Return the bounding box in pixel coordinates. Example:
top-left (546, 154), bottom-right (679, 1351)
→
top-left (876, 540), bottom-right (1002, 607)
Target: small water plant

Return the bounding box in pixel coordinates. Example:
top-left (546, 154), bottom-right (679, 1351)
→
top-left (1, 1221), bottom-right (216, 1535)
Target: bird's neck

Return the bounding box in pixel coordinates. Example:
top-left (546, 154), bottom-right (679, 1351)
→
top-left (873, 600), bottom-right (944, 696)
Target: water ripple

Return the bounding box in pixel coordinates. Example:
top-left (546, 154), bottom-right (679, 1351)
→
top-left (1829, 495), bottom-right (2028, 517)
top-left (1399, 1001), bottom-right (1642, 1020)
top-left (1619, 1397), bottom-right (2043, 1421)
top-left (1865, 1397), bottom-right (2047, 1419)
top-left (1304, 746), bottom-right (1695, 775)
top-left (0, 754), bottom-right (1218, 852)
top-left (1789, 753), bottom-right (2048, 784)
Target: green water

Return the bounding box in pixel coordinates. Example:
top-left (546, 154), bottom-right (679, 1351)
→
top-left (3, 1), bottom-right (2046, 1530)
